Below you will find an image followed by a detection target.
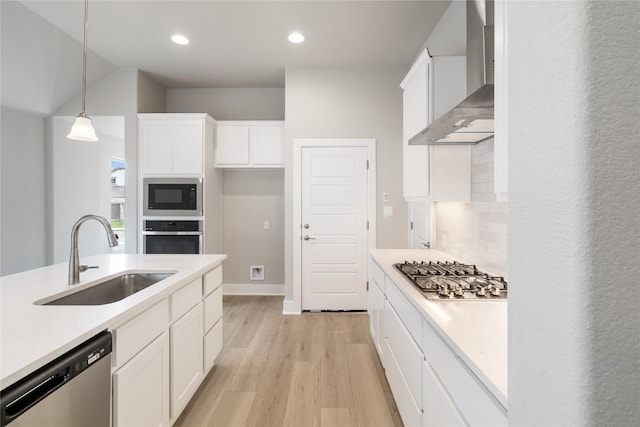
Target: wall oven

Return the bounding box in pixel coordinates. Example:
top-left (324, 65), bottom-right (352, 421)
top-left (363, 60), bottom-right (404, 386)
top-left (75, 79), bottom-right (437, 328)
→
top-left (143, 177), bottom-right (202, 217)
top-left (142, 220), bottom-right (202, 254)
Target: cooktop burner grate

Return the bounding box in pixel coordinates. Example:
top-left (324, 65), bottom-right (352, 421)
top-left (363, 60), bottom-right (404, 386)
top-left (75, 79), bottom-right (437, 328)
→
top-left (394, 260), bottom-right (507, 300)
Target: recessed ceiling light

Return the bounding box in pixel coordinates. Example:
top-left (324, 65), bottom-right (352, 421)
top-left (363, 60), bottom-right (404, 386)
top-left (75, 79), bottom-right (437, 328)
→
top-left (171, 34), bottom-right (189, 45)
top-left (288, 32), bottom-right (305, 44)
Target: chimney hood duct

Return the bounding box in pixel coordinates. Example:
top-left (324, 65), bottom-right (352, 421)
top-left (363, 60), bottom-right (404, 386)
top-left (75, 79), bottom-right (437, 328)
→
top-left (410, 0), bottom-right (494, 145)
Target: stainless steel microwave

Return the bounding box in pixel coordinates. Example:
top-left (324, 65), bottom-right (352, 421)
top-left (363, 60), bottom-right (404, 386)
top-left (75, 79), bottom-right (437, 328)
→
top-left (143, 177), bottom-right (202, 216)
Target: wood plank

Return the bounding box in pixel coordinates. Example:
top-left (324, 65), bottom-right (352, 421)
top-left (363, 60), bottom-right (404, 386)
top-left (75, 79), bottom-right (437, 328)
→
top-left (347, 343), bottom-right (396, 427)
top-left (173, 346), bottom-right (247, 426)
top-left (283, 361), bottom-right (320, 427)
top-left (321, 408), bottom-right (358, 427)
top-left (175, 297), bottom-right (400, 427)
top-left (208, 391), bottom-right (255, 427)
top-left (244, 314), bottom-right (294, 426)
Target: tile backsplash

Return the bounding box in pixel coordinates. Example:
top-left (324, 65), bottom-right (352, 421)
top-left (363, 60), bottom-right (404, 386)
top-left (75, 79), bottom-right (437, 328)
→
top-left (434, 140), bottom-right (508, 277)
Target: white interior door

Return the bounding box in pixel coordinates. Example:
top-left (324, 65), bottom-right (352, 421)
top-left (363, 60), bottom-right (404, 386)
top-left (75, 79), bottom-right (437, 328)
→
top-left (301, 146), bottom-right (369, 311)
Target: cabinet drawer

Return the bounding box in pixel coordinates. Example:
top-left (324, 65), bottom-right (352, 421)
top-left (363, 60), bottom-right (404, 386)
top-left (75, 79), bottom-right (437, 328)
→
top-left (113, 299), bottom-right (169, 368)
top-left (171, 278), bottom-right (202, 322)
top-left (383, 336), bottom-right (422, 427)
top-left (204, 266), bottom-right (222, 296)
top-left (384, 300), bottom-right (423, 410)
top-left (423, 360), bottom-right (467, 427)
top-left (422, 321), bottom-right (506, 426)
top-left (204, 319), bottom-right (223, 373)
top-left (385, 276), bottom-right (422, 345)
top-left (369, 258), bottom-right (385, 292)
top-left (204, 286), bottom-right (223, 332)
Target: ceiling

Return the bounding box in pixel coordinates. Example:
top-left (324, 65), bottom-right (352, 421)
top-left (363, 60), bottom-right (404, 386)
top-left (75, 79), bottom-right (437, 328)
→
top-left (19, 0), bottom-right (452, 88)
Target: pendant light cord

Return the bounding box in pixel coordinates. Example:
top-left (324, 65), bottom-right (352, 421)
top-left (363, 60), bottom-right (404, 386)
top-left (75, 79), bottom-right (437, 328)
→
top-left (81, 0), bottom-right (89, 116)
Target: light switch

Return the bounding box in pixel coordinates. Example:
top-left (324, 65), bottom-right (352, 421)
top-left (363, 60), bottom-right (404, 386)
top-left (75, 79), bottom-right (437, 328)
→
top-left (382, 192), bottom-right (390, 202)
top-left (264, 221), bottom-right (270, 229)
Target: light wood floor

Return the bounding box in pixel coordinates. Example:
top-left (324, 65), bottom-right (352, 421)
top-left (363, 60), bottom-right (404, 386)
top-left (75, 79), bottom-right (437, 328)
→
top-left (174, 295), bottom-right (403, 427)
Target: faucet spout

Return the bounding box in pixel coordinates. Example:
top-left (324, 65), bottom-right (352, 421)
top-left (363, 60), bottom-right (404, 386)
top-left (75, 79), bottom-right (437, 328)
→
top-left (68, 214), bottom-right (119, 285)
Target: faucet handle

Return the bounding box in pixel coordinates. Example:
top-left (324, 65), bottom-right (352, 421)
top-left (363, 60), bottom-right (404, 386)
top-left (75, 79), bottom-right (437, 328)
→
top-left (79, 265), bottom-right (99, 272)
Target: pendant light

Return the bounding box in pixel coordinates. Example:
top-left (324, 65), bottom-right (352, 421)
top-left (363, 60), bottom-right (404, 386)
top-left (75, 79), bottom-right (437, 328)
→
top-left (67, 0), bottom-right (98, 141)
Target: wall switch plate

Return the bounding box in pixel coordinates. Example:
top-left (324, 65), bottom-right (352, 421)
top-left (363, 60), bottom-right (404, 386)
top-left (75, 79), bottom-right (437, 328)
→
top-left (382, 192), bottom-right (390, 202)
top-left (263, 221), bottom-right (270, 230)
top-left (383, 206), bottom-right (393, 217)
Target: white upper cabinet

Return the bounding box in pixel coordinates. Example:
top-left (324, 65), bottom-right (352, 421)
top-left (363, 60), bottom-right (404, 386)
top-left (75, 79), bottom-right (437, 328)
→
top-left (215, 121), bottom-right (284, 168)
top-left (401, 52), bottom-right (471, 202)
top-left (138, 113), bottom-right (214, 176)
top-left (494, 0), bottom-right (508, 200)
top-left (429, 56), bottom-right (471, 202)
top-left (400, 49), bottom-right (429, 200)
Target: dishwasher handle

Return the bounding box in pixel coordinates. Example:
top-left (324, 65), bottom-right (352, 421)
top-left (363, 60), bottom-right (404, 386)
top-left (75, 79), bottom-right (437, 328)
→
top-left (0, 330), bottom-right (112, 425)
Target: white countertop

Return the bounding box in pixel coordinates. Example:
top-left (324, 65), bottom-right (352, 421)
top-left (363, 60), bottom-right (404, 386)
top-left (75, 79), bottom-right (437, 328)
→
top-left (0, 253), bottom-right (226, 389)
top-left (369, 249), bottom-right (508, 408)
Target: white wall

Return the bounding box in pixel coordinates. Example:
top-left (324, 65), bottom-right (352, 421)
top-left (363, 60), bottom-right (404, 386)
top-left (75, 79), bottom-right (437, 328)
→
top-left (166, 88), bottom-right (285, 120)
top-left (0, 108), bottom-right (47, 276)
top-left (508, 1), bottom-right (640, 425)
top-left (166, 88), bottom-right (285, 288)
top-left (284, 66), bottom-right (407, 302)
top-left (52, 69), bottom-right (140, 257)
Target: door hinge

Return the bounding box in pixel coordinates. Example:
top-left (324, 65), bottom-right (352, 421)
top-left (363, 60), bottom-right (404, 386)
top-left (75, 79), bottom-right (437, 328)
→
top-left (366, 220), bottom-right (369, 230)
top-left (410, 221), bottom-right (414, 230)
top-left (366, 281), bottom-right (369, 291)
top-left (366, 160), bottom-right (369, 170)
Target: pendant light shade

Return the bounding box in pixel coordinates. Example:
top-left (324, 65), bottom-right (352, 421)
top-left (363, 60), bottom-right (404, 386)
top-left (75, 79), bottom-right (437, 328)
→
top-left (67, 0), bottom-right (98, 141)
top-left (67, 114), bottom-right (99, 141)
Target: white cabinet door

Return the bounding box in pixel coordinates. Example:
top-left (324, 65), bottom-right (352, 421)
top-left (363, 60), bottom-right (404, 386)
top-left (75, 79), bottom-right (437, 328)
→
top-left (113, 332), bottom-right (170, 427)
top-left (401, 49), bottom-right (429, 200)
top-left (139, 116), bottom-right (206, 175)
top-left (215, 126), bottom-right (250, 166)
top-left (368, 274), bottom-right (385, 358)
top-left (494, 0), bottom-right (508, 199)
top-left (251, 125), bottom-right (284, 166)
top-left (170, 303), bottom-right (204, 420)
top-left (173, 121), bottom-right (204, 175)
top-left (140, 121), bottom-right (175, 175)
top-left (422, 360), bottom-right (467, 427)
top-left (429, 56), bottom-right (471, 202)
top-left (216, 121), bottom-right (284, 168)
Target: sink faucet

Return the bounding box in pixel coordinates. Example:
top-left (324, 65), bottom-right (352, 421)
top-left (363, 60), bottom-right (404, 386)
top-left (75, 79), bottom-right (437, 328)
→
top-left (69, 214), bottom-right (119, 285)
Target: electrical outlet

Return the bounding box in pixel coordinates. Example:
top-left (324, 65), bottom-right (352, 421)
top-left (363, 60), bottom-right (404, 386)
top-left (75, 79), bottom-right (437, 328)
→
top-left (250, 265), bottom-right (264, 281)
top-left (264, 221), bottom-right (270, 230)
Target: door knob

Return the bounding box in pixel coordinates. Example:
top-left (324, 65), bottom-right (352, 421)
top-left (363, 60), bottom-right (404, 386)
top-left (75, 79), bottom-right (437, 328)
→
top-left (303, 224), bottom-right (310, 229)
top-left (303, 235), bottom-right (316, 240)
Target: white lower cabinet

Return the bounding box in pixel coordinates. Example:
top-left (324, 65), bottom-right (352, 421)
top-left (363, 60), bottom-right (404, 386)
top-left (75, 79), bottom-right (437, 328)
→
top-left (170, 303), bottom-right (204, 421)
top-left (113, 332), bottom-right (170, 427)
top-left (383, 300), bottom-right (423, 427)
top-left (369, 255), bottom-right (506, 427)
top-left (423, 360), bottom-right (466, 427)
top-left (112, 266), bottom-right (224, 426)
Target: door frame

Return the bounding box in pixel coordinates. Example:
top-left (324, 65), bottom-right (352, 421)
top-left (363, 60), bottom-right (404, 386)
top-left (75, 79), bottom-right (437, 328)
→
top-left (288, 138), bottom-right (377, 314)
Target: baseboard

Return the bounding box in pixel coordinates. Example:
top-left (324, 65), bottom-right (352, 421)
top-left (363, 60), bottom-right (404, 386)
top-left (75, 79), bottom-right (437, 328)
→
top-left (223, 283), bottom-right (285, 296)
top-left (282, 299), bottom-right (301, 315)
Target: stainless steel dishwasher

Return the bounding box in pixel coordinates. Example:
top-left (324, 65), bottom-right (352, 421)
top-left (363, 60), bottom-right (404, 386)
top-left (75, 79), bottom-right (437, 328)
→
top-left (0, 330), bottom-right (112, 426)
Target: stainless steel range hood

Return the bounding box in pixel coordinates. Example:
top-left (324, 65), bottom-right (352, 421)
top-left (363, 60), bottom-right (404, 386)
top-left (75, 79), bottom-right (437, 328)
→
top-left (410, 0), bottom-right (494, 145)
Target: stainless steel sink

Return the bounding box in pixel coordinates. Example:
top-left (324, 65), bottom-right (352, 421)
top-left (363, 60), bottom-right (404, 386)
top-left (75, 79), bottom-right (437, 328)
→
top-left (41, 272), bottom-right (174, 305)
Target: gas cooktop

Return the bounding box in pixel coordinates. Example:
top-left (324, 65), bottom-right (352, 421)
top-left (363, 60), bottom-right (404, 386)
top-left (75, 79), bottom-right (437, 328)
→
top-left (394, 260), bottom-right (507, 300)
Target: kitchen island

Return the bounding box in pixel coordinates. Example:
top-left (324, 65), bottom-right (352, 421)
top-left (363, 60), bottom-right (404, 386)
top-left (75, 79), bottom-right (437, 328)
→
top-left (1, 253), bottom-right (225, 425)
top-left (369, 248), bottom-right (507, 426)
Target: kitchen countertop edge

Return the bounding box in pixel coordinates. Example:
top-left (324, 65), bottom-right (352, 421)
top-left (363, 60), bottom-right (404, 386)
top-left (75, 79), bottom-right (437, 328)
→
top-left (1, 253), bottom-right (226, 389)
top-left (369, 248), bottom-right (508, 410)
